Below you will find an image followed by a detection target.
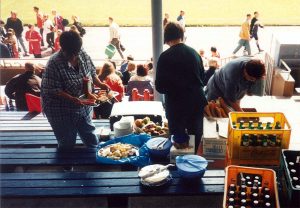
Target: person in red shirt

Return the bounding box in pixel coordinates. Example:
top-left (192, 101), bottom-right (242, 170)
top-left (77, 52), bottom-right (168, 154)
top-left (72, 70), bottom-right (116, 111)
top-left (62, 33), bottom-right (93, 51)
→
top-left (33, 6), bottom-right (44, 46)
top-left (54, 29), bottom-right (62, 52)
top-left (98, 62), bottom-right (124, 102)
top-left (25, 24), bottom-right (42, 58)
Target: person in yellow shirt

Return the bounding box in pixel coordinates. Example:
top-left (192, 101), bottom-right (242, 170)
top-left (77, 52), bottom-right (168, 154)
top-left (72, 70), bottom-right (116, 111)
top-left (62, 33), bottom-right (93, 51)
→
top-left (233, 14), bottom-right (252, 55)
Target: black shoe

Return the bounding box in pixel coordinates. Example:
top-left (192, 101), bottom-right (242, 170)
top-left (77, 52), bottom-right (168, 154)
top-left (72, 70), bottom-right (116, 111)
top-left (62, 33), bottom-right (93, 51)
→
top-left (23, 53), bottom-right (30, 57)
top-left (259, 49), bottom-right (264, 53)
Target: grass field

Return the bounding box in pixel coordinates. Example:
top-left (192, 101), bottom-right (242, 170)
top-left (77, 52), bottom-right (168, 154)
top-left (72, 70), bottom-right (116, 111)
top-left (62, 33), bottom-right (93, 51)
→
top-left (1, 0), bottom-right (300, 26)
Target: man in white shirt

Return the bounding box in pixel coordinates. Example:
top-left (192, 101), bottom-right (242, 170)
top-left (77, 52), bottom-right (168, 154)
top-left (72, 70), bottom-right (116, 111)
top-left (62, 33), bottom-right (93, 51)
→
top-left (43, 14), bottom-right (54, 49)
top-left (108, 17), bottom-right (124, 59)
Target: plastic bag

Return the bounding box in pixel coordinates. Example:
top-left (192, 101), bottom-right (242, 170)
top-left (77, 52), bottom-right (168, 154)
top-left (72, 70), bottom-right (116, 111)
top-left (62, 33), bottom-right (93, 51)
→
top-left (96, 133), bottom-right (151, 167)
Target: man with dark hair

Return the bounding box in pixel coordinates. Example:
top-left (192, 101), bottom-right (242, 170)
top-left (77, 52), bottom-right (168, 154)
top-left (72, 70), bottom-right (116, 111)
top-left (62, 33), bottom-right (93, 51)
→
top-left (205, 57), bottom-right (265, 111)
top-left (41, 31), bottom-right (110, 150)
top-left (156, 22), bottom-right (207, 153)
top-left (5, 62), bottom-right (41, 111)
top-left (250, 11), bottom-right (264, 52)
top-left (5, 11), bottom-right (29, 56)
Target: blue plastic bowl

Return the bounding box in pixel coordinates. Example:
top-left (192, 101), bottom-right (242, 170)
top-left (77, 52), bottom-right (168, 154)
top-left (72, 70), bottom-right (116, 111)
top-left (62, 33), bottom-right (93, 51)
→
top-left (146, 137), bottom-right (172, 158)
top-left (172, 133), bottom-right (190, 144)
top-left (176, 155), bottom-right (208, 179)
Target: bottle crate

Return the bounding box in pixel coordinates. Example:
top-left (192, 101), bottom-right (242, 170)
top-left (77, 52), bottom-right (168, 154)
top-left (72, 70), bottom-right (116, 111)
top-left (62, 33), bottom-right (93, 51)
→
top-left (223, 165), bottom-right (280, 208)
top-left (279, 149), bottom-right (300, 206)
top-left (227, 112), bottom-right (291, 166)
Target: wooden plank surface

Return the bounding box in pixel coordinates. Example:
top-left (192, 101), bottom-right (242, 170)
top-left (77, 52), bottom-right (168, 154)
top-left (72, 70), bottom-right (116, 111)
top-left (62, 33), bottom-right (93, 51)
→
top-left (0, 170), bottom-right (225, 198)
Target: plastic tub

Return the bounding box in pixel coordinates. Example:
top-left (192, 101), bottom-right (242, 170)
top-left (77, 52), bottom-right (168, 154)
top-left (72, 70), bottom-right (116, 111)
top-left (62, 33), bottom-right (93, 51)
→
top-left (176, 155), bottom-right (208, 178)
top-left (146, 137), bottom-right (172, 158)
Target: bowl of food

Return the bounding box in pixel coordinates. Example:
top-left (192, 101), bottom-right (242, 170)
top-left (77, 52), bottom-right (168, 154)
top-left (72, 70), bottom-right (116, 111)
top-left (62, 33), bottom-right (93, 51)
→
top-left (97, 142), bottom-right (138, 160)
top-left (138, 164), bottom-right (173, 186)
top-left (146, 137), bottom-right (172, 158)
top-left (176, 155), bottom-right (208, 179)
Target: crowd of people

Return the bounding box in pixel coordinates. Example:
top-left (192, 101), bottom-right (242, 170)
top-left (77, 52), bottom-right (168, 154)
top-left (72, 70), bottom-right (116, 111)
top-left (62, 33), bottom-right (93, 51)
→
top-left (0, 7), bottom-right (77, 58)
top-left (2, 8), bottom-right (266, 151)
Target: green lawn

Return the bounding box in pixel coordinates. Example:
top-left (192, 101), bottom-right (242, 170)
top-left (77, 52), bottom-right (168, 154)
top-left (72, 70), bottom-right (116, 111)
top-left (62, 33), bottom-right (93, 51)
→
top-left (1, 0), bottom-right (300, 26)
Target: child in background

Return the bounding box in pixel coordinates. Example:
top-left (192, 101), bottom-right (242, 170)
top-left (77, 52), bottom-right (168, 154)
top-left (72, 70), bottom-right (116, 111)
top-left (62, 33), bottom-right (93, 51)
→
top-left (4, 31), bottom-right (19, 58)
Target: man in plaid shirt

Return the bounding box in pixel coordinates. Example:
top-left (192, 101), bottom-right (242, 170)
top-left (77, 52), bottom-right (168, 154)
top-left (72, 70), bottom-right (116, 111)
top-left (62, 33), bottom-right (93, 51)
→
top-left (41, 31), bottom-right (109, 150)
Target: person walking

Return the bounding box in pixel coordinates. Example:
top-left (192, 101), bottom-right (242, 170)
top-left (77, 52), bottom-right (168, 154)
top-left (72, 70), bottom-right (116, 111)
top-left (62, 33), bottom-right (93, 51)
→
top-left (108, 17), bottom-right (124, 59)
top-left (177, 10), bottom-right (186, 42)
top-left (43, 14), bottom-right (54, 50)
top-left (163, 13), bottom-right (170, 27)
top-left (25, 24), bottom-right (42, 58)
top-left (41, 31), bottom-right (110, 150)
top-left (250, 11), bottom-right (264, 52)
top-left (155, 22), bottom-right (207, 153)
top-left (232, 14), bottom-right (252, 56)
top-left (33, 6), bottom-right (44, 46)
top-left (5, 11), bottom-right (29, 56)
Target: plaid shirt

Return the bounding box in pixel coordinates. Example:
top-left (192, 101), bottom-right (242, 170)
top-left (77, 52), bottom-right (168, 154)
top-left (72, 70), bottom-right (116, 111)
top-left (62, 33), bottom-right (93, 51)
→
top-left (41, 49), bottom-right (96, 121)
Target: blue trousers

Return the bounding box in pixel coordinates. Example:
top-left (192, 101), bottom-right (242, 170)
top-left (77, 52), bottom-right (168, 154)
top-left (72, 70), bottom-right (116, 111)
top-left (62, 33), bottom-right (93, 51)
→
top-left (48, 114), bottom-right (98, 150)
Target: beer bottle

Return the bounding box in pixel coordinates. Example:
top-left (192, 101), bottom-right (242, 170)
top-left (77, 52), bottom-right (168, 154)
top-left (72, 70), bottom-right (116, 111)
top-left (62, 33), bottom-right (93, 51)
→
top-left (252, 199), bottom-right (260, 207)
top-left (290, 169), bottom-right (297, 178)
top-left (274, 121), bottom-right (281, 129)
top-left (228, 198), bottom-right (235, 206)
top-left (268, 134), bottom-right (277, 147)
top-left (228, 190), bottom-right (235, 198)
top-left (251, 134), bottom-right (258, 146)
top-left (251, 192), bottom-right (259, 201)
top-left (262, 187), bottom-right (270, 196)
top-left (241, 134), bottom-right (250, 146)
top-left (229, 183), bottom-right (236, 191)
top-left (264, 202), bottom-right (272, 207)
top-left (239, 120), bottom-right (245, 129)
top-left (265, 122), bottom-right (272, 130)
top-left (264, 194), bottom-right (271, 203)
top-left (251, 185), bottom-right (259, 194)
top-left (239, 191), bottom-right (247, 200)
top-left (257, 122), bottom-right (264, 130)
top-left (276, 135), bottom-right (282, 147)
top-left (249, 120), bottom-right (254, 129)
top-left (261, 134), bottom-right (268, 147)
top-left (232, 121), bottom-right (237, 129)
top-left (292, 177), bottom-right (299, 186)
top-left (240, 185), bottom-right (247, 193)
top-left (240, 198), bottom-right (247, 207)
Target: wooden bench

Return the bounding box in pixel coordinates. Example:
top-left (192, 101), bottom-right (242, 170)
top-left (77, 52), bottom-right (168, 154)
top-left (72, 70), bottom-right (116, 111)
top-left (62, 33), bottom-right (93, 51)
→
top-left (0, 170), bottom-right (225, 207)
top-left (0, 111), bottom-right (226, 207)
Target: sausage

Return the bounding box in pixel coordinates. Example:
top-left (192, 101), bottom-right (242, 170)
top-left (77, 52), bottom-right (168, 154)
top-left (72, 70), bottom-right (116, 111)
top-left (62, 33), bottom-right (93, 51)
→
top-left (218, 97), bottom-right (231, 115)
top-left (208, 102), bottom-right (218, 117)
top-left (204, 105), bottom-right (213, 117)
top-left (215, 107), bottom-right (222, 118)
top-left (219, 107), bottom-right (228, 118)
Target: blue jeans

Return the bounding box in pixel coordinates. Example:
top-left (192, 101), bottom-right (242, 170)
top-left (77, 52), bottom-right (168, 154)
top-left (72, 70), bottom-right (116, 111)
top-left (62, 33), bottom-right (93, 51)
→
top-left (48, 114), bottom-right (98, 150)
top-left (233, 39), bottom-right (251, 55)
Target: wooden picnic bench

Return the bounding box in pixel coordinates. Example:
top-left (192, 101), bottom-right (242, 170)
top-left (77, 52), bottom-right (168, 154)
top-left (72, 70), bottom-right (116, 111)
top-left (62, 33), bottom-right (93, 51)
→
top-left (0, 170), bottom-right (225, 207)
top-left (0, 111), bottom-right (226, 208)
